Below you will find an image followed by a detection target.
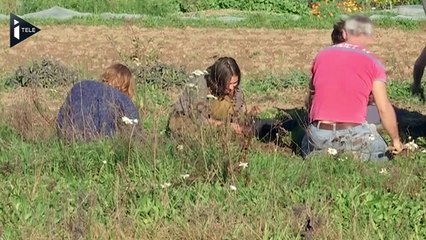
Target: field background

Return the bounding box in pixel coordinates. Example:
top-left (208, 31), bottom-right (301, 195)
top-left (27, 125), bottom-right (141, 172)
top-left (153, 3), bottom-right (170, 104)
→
top-left (0, 0), bottom-right (426, 239)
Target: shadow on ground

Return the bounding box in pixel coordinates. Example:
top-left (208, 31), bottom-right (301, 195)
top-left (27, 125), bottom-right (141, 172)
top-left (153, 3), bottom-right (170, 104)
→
top-left (254, 105), bottom-right (426, 155)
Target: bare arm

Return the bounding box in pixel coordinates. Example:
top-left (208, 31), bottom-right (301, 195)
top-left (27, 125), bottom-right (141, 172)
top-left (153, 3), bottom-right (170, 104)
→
top-left (372, 81), bottom-right (402, 150)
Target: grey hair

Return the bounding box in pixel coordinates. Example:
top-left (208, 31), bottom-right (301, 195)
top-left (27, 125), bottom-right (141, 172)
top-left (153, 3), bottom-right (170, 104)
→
top-left (344, 15), bottom-right (373, 36)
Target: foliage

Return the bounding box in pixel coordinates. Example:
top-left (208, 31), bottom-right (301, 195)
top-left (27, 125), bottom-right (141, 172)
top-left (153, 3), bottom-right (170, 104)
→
top-left (244, 70), bottom-right (310, 94)
top-left (368, 0), bottom-right (423, 9)
top-left (121, 37), bottom-right (189, 90)
top-left (1, 63), bottom-right (426, 238)
top-left (1, 0), bottom-right (423, 18)
top-left (4, 59), bottom-right (82, 89)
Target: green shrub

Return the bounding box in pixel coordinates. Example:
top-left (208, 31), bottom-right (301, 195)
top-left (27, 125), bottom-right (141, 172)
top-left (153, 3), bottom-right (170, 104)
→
top-left (5, 59), bottom-right (82, 89)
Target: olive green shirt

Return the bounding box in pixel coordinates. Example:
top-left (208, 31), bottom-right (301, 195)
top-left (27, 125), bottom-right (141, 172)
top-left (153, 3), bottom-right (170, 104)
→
top-left (170, 70), bottom-right (246, 126)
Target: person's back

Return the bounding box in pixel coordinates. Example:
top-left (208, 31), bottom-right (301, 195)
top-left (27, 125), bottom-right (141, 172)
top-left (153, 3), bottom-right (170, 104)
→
top-left (310, 43), bottom-right (386, 124)
top-left (57, 63), bottom-right (139, 142)
top-left (57, 80), bottom-right (139, 141)
top-left (302, 15), bottom-right (403, 161)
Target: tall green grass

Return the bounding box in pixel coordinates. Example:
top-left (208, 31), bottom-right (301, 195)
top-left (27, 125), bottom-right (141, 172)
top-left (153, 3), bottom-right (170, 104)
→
top-left (1, 72), bottom-right (426, 239)
top-left (1, 0), bottom-right (180, 16)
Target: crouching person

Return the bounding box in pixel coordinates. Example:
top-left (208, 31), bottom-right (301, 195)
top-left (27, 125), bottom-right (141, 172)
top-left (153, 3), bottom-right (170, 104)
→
top-left (57, 63), bottom-right (141, 142)
top-left (301, 16), bottom-right (404, 161)
top-left (167, 57), bottom-right (246, 139)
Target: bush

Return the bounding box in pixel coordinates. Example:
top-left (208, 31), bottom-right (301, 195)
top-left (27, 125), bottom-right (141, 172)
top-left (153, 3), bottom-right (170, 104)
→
top-left (179, 0), bottom-right (311, 15)
top-left (5, 59), bottom-right (82, 89)
top-left (367, 0), bottom-right (422, 9)
top-left (2, 0), bottom-right (422, 16)
top-left (132, 63), bottom-right (189, 90)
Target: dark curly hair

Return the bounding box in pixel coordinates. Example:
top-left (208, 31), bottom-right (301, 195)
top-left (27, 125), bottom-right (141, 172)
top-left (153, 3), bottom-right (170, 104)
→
top-left (205, 57), bottom-right (241, 99)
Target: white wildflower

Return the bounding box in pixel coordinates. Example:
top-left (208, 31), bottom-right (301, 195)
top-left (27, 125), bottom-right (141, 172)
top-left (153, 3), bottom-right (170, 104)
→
top-left (327, 148), bottom-right (337, 155)
top-left (422, 149), bottom-right (426, 153)
top-left (133, 57), bottom-right (141, 66)
top-left (192, 70), bottom-right (205, 76)
top-left (206, 94), bottom-right (218, 100)
top-left (177, 145), bottom-right (184, 151)
top-left (186, 83), bottom-right (197, 88)
top-left (121, 116), bottom-right (138, 125)
top-left (368, 134), bottom-right (375, 141)
top-left (238, 162), bottom-right (248, 169)
top-left (230, 185), bottom-right (237, 191)
top-left (180, 174), bottom-right (190, 179)
top-left (379, 168), bottom-right (388, 175)
top-left (102, 160), bottom-right (107, 164)
top-left (405, 140), bottom-right (418, 151)
top-left (160, 182), bottom-right (172, 189)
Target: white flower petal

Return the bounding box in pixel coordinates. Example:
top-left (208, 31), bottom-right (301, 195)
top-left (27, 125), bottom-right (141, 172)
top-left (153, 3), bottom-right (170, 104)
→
top-left (327, 148), bottom-right (337, 155)
top-left (379, 168), bottom-right (388, 175)
top-left (160, 182), bottom-right (172, 189)
top-left (122, 116), bottom-right (132, 125)
top-left (180, 174), bottom-right (190, 179)
top-left (230, 185), bottom-right (237, 191)
top-left (238, 162), bottom-right (248, 169)
top-left (206, 94), bottom-right (218, 100)
top-left (186, 83), bottom-right (196, 88)
top-left (405, 141), bottom-right (418, 151)
top-left (177, 145), bottom-right (184, 151)
top-left (122, 116), bottom-right (138, 125)
top-left (192, 70), bottom-right (205, 76)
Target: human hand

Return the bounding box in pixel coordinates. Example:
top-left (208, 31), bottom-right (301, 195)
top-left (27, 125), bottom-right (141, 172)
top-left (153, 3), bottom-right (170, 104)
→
top-left (208, 118), bottom-right (224, 127)
top-left (231, 123), bottom-right (244, 135)
top-left (389, 139), bottom-right (405, 155)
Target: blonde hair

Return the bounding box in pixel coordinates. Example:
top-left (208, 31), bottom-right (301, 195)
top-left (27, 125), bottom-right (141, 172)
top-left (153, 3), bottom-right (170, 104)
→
top-left (101, 63), bottom-right (135, 99)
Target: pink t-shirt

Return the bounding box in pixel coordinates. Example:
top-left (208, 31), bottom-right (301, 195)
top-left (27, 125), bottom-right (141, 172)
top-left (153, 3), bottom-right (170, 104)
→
top-left (309, 43), bottom-right (387, 124)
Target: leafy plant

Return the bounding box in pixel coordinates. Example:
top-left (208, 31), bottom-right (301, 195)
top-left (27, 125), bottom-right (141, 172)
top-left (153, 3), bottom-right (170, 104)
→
top-left (4, 59), bottom-right (82, 89)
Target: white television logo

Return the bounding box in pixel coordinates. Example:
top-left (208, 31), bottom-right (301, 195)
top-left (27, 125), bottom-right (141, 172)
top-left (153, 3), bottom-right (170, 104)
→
top-left (13, 19), bottom-right (20, 40)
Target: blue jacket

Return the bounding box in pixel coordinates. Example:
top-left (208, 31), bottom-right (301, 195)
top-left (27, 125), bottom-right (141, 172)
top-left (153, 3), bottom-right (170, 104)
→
top-left (57, 80), bottom-right (139, 141)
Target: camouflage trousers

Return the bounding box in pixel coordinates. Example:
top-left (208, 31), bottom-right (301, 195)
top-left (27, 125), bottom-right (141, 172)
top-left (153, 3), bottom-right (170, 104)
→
top-left (301, 122), bottom-right (389, 161)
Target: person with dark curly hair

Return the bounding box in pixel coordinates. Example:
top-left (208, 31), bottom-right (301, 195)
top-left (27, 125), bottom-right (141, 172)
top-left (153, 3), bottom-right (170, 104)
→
top-left (167, 57), bottom-right (246, 138)
top-left (331, 19), bottom-right (346, 44)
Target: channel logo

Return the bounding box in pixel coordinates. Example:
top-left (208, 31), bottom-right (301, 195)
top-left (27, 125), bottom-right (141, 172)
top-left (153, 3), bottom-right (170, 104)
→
top-left (10, 13), bottom-right (41, 48)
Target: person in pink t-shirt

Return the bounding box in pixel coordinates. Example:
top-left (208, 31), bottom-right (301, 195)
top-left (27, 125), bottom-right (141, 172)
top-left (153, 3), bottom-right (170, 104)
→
top-left (302, 15), bottom-right (404, 161)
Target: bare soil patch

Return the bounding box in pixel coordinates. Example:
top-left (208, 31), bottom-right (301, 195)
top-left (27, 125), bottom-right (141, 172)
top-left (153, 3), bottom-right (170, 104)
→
top-left (0, 25), bottom-right (424, 80)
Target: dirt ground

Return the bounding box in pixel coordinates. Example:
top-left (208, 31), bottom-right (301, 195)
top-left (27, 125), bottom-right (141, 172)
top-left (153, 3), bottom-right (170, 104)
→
top-left (0, 25), bottom-right (425, 80)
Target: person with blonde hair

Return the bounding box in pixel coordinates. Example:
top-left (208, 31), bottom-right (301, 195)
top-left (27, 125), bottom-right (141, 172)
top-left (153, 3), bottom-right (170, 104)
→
top-left (57, 63), bottom-right (139, 141)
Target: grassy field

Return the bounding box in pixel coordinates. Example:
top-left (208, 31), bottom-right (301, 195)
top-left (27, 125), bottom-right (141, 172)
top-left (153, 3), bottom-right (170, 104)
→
top-left (0, 3), bottom-right (426, 239)
top-left (1, 67), bottom-right (426, 239)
